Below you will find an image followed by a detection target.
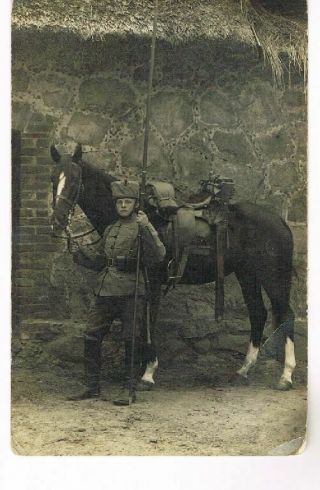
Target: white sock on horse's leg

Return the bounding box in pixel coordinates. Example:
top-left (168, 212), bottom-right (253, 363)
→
top-left (280, 337), bottom-right (296, 385)
top-left (141, 358), bottom-right (159, 384)
top-left (237, 341), bottom-right (259, 377)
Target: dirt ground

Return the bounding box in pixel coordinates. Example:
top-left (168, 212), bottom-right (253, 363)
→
top-left (11, 351), bottom-right (307, 456)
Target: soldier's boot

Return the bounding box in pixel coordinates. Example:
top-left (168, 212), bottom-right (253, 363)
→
top-left (68, 335), bottom-right (101, 401)
top-left (113, 341), bottom-right (140, 406)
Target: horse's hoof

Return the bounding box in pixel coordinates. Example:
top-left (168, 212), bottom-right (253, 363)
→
top-left (136, 380), bottom-right (154, 392)
top-left (229, 373), bottom-right (250, 386)
top-left (275, 379), bottom-right (293, 391)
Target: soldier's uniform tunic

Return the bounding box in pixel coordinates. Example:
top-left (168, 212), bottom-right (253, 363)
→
top-left (86, 214), bottom-right (165, 341)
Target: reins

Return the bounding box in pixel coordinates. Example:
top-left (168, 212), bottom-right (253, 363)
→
top-left (52, 227), bottom-right (99, 241)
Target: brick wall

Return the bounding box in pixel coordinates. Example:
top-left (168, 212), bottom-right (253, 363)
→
top-left (12, 128), bottom-right (67, 326)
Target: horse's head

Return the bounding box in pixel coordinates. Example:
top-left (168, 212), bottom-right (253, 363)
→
top-left (50, 143), bottom-right (83, 235)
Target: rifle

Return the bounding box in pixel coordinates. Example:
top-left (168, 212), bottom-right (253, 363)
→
top-left (129, 0), bottom-right (158, 405)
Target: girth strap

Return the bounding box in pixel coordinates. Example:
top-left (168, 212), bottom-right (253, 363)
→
top-left (165, 208), bottom-right (196, 294)
top-left (215, 218), bottom-right (228, 321)
top-left (165, 214), bottom-right (180, 293)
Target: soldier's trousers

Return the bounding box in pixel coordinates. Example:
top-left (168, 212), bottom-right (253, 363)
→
top-left (83, 295), bottom-right (144, 390)
top-left (86, 295), bottom-right (144, 342)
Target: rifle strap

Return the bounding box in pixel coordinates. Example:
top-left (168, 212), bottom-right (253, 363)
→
top-left (172, 214), bottom-right (179, 275)
top-left (142, 263), bottom-right (152, 345)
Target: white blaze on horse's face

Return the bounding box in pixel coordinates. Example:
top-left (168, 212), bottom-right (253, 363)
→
top-left (56, 171), bottom-right (66, 199)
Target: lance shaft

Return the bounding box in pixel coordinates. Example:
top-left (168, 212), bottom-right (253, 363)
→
top-left (129, 0), bottom-right (158, 404)
top-left (140, 0), bottom-right (158, 211)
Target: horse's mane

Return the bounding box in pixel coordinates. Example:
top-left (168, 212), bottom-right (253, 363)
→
top-left (80, 159), bottom-right (117, 188)
top-left (186, 191), bottom-right (211, 203)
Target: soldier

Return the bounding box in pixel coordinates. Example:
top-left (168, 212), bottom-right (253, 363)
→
top-left (69, 180), bottom-right (166, 405)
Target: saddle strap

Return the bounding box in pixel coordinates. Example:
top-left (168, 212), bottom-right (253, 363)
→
top-left (166, 214), bottom-right (180, 289)
top-left (176, 247), bottom-right (189, 281)
top-left (215, 219), bottom-right (228, 321)
top-left (172, 214), bottom-right (179, 270)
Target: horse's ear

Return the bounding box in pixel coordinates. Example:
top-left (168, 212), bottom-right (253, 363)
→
top-left (72, 143), bottom-right (82, 163)
top-left (50, 145), bottom-right (61, 163)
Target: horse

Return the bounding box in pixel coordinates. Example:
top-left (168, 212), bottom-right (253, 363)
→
top-left (49, 143), bottom-right (296, 391)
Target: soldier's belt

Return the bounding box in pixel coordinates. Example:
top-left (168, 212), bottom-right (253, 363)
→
top-left (106, 256), bottom-right (137, 272)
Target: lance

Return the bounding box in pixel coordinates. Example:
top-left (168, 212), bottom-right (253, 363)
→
top-left (128, 0), bottom-right (158, 405)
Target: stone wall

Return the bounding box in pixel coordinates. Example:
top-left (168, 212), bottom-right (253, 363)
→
top-left (12, 31), bottom-right (307, 363)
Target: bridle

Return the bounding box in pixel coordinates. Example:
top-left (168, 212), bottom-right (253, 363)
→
top-left (51, 162), bottom-right (99, 251)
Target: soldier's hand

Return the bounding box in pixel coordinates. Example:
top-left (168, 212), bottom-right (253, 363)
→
top-left (137, 210), bottom-right (149, 228)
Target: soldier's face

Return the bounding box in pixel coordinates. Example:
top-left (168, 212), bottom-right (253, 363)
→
top-left (115, 198), bottom-right (137, 217)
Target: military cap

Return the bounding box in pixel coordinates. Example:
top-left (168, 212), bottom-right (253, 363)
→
top-left (111, 180), bottom-right (140, 199)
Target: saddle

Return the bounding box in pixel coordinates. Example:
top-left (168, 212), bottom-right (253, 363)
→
top-left (146, 181), bottom-right (195, 289)
top-left (146, 177), bottom-right (235, 319)
top-left (188, 176), bottom-right (235, 320)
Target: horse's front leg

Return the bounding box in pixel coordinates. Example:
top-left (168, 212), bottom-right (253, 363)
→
top-left (233, 271), bottom-right (267, 383)
top-left (137, 280), bottom-right (161, 391)
top-left (138, 337), bottom-right (159, 392)
top-left (140, 356), bottom-right (159, 387)
top-left (274, 312), bottom-right (296, 391)
top-left (263, 275), bottom-right (296, 390)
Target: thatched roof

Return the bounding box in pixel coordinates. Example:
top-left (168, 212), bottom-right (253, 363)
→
top-left (12, 0), bottom-right (307, 83)
top-left (11, 0), bottom-right (255, 42)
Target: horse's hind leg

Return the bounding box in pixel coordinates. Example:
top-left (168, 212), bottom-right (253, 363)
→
top-left (234, 270), bottom-right (267, 380)
top-left (263, 284), bottom-right (296, 391)
top-left (280, 326), bottom-right (296, 390)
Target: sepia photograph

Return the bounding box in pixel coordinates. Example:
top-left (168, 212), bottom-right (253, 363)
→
top-left (10, 0), bottom-right (308, 458)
